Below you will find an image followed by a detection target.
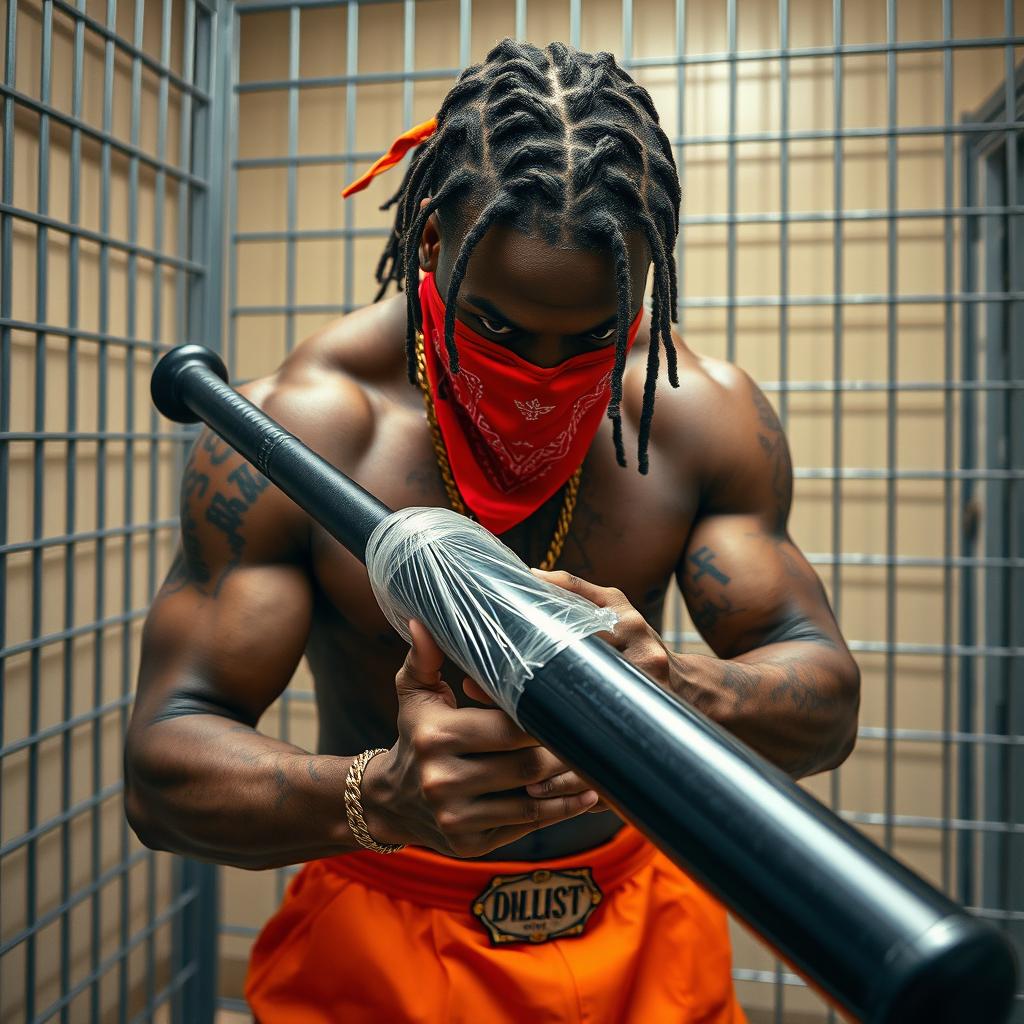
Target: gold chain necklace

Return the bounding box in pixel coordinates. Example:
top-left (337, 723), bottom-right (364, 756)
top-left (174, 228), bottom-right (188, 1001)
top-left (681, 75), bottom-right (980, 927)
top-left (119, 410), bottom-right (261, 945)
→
top-left (414, 330), bottom-right (581, 572)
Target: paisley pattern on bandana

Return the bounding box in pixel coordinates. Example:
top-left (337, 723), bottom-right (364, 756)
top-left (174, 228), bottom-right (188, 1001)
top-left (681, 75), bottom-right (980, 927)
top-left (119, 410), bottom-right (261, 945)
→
top-left (418, 272), bottom-right (643, 534)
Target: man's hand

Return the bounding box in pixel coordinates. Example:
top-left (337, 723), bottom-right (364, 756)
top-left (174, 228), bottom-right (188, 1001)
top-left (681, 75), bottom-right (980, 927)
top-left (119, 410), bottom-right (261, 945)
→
top-left (360, 620), bottom-right (599, 858)
top-left (532, 568), bottom-right (677, 688)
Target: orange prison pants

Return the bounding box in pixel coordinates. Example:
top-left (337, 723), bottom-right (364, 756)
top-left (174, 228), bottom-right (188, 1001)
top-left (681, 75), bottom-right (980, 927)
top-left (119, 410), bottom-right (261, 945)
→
top-left (245, 825), bottom-right (747, 1023)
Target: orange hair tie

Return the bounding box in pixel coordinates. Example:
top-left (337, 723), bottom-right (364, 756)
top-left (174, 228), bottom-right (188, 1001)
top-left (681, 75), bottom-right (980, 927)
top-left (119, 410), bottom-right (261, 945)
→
top-left (341, 117), bottom-right (438, 198)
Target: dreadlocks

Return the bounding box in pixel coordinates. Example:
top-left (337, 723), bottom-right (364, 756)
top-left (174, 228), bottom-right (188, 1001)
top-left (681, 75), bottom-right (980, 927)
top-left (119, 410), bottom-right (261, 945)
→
top-left (371, 39), bottom-right (681, 474)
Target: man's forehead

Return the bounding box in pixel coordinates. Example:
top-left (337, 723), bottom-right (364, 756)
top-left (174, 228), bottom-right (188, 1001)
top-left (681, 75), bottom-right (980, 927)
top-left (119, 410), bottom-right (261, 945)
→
top-left (452, 221), bottom-right (649, 319)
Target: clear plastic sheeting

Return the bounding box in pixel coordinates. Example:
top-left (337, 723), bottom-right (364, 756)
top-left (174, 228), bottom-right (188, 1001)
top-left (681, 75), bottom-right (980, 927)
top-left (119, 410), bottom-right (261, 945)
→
top-left (366, 507), bottom-right (619, 717)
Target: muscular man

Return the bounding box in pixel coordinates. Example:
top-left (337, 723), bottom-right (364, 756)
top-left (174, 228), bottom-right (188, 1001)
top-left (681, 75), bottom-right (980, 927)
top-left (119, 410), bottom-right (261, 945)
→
top-left (125, 39), bottom-right (859, 1023)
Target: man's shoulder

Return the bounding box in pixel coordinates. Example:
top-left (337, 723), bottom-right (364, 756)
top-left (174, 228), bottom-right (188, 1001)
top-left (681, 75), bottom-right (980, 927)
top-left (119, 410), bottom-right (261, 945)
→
top-left (244, 294), bottom-right (411, 467)
top-left (632, 335), bottom-right (765, 462)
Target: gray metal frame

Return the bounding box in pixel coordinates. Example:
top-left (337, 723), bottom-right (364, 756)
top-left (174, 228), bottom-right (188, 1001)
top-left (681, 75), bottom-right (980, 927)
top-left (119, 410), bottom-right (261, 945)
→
top-left (0, 0), bottom-right (228, 1017)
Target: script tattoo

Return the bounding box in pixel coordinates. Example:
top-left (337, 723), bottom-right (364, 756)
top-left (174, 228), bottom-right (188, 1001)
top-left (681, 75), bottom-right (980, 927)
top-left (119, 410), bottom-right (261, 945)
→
top-left (682, 545), bottom-right (742, 641)
top-left (161, 430), bottom-right (270, 596)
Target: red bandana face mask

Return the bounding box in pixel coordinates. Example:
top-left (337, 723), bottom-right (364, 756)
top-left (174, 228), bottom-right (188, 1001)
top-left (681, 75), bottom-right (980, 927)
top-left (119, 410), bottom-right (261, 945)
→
top-left (418, 272), bottom-right (642, 535)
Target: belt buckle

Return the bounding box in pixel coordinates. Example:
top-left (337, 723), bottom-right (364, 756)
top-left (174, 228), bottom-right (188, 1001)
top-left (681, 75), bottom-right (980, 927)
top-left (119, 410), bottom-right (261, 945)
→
top-left (472, 867), bottom-right (603, 945)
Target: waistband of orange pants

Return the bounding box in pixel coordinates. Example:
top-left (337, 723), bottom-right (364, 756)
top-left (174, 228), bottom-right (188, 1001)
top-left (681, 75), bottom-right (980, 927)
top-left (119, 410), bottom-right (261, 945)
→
top-left (319, 825), bottom-right (657, 913)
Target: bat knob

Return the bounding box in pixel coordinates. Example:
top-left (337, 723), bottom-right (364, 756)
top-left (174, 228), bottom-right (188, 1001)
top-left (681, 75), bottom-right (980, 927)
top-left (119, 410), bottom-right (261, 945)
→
top-left (151, 344), bottom-right (229, 423)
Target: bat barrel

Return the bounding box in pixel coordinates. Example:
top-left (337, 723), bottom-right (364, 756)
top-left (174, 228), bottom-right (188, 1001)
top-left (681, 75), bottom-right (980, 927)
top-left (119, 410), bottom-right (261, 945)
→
top-left (151, 344), bottom-right (1019, 1023)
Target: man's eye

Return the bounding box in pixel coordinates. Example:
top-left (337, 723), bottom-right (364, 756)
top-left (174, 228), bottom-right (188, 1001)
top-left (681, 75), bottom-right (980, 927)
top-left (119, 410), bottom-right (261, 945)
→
top-left (590, 325), bottom-right (616, 341)
top-left (479, 316), bottom-right (514, 336)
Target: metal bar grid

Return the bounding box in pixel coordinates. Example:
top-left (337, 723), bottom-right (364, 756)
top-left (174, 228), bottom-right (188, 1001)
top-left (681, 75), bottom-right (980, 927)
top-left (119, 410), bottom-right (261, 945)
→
top-left (0, 0), bottom-right (225, 1017)
top-left (212, 1), bottom-right (1024, 1020)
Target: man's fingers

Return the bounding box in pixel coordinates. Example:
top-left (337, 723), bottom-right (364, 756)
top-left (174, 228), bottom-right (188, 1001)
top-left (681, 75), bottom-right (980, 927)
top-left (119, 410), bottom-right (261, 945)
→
top-left (531, 568), bottom-right (612, 605)
top-left (395, 619), bottom-right (456, 707)
top-left (457, 790), bottom-right (599, 830)
top-left (526, 770), bottom-right (589, 798)
top-left (461, 676), bottom-right (495, 706)
top-left (443, 707), bottom-right (539, 753)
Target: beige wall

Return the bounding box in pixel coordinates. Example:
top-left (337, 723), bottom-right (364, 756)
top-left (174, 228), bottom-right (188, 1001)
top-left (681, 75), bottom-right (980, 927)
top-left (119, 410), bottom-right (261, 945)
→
top-left (3, 0), bottom-right (1022, 1021)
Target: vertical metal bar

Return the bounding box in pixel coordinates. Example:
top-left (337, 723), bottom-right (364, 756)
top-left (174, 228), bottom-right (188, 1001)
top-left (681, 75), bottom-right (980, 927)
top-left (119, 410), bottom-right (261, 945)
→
top-left (940, 0), bottom-right (954, 898)
top-left (90, 1), bottom-right (117, 1017)
top-left (775, 4), bottom-right (790, 1018)
top-left (998, 0), bottom-right (1019, 943)
top-left (61, 5), bottom-right (87, 1018)
top-left (883, 0), bottom-right (897, 855)
top-left (725, 0), bottom-right (737, 362)
top-left (284, 5), bottom-right (299, 362)
top-left (958, 134), bottom-right (977, 908)
top-left (515, 0), bottom-right (526, 43)
top-left (403, 0), bottom-right (414, 131)
top-left (458, 0), bottom-right (470, 69)
top-left (226, 7), bottom-right (240, 377)
top-left (569, 0), bottom-right (580, 50)
top-left (25, 0), bottom-right (54, 1014)
top-left (118, 1), bottom-right (146, 1018)
top-left (828, 0), bottom-right (845, 885)
top-left (621, 0), bottom-right (632, 83)
top-left (343, 0), bottom-right (357, 317)
top-left (177, 0), bottom-right (197, 346)
top-left (674, 0), bottom-right (685, 335)
top-left (147, 1), bottom-right (174, 1012)
top-left (0, 0), bottom-right (15, 823)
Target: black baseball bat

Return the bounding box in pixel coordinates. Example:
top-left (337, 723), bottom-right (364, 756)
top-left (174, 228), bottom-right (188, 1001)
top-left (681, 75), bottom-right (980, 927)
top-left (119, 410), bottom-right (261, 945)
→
top-left (151, 344), bottom-right (1018, 1024)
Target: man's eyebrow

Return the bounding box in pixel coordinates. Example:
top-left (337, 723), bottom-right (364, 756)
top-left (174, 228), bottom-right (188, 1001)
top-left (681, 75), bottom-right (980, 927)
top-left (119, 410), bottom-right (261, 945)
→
top-left (463, 293), bottom-right (618, 335)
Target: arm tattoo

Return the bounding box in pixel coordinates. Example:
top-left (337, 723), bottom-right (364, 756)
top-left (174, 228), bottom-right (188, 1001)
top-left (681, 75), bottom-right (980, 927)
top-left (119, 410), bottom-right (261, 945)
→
top-left (160, 431), bottom-right (270, 596)
top-left (682, 544), bottom-right (743, 641)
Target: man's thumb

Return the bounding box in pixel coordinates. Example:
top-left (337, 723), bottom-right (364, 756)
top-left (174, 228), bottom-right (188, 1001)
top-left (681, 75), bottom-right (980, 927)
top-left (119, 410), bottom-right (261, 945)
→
top-left (395, 620), bottom-right (456, 707)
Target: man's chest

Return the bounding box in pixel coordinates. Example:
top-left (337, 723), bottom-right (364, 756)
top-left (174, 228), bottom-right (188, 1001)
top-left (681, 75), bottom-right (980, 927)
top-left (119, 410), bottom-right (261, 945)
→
top-left (307, 419), bottom-right (696, 640)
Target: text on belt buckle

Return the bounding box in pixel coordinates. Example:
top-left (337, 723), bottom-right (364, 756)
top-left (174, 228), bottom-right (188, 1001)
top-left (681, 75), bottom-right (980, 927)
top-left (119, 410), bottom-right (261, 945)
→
top-left (472, 867), bottom-right (603, 945)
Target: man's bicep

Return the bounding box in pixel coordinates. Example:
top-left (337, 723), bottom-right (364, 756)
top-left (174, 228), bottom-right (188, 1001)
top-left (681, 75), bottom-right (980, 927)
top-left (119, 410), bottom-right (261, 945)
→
top-left (677, 513), bottom-right (841, 660)
top-left (135, 426), bottom-right (313, 729)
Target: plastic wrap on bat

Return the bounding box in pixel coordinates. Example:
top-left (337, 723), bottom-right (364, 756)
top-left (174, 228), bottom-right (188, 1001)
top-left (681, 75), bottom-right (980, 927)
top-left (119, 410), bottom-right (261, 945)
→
top-left (365, 507), bottom-right (618, 719)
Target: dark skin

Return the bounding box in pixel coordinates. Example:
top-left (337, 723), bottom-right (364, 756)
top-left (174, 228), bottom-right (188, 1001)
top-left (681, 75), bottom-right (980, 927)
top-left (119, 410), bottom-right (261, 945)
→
top-left (124, 200), bottom-right (860, 868)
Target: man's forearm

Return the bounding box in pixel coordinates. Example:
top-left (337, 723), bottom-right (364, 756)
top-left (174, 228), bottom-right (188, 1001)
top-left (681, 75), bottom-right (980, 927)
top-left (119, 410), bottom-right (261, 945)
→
top-left (125, 713), bottom-right (368, 869)
top-left (668, 641), bottom-right (860, 779)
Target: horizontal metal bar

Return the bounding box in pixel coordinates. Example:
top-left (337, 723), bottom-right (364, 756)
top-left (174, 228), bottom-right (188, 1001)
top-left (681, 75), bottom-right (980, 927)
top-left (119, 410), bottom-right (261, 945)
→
top-left (216, 997), bottom-right (253, 1014)
top-left (0, 203), bottom-right (206, 274)
top-left (762, 380), bottom-right (1024, 394)
top-left (680, 291), bottom-right (1024, 308)
top-left (0, 781), bottom-right (123, 859)
top-left (682, 205), bottom-right (1024, 226)
top-left (0, 607), bottom-right (149, 660)
top-left (235, 150), bottom-right (388, 169)
top-left (672, 122), bottom-right (1023, 148)
top-left (624, 35), bottom-right (1024, 68)
top-left (0, 319), bottom-right (175, 353)
top-left (233, 301), bottom-right (358, 316)
top-left (0, 847), bottom-right (148, 957)
top-left (234, 0), bottom-right (417, 13)
top-left (31, 890), bottom-right (197, 1023)
top-left (733, 967), bottom-right (807, 987)
top-left (219, 924), bottom-right (260, 938)
top-left (235, 226), bottom-right (389, 242)
top-left (794, 467), bottom-right (1024, 481)
top-left (0, 84), bottom-right (207, 189)
top-left (50, 0), bottom-right (210, 103)
top-left (839, 810), bottom-right (1024, 835)
top-left (803, 553), bottom-right (1024, 570)
top-left (858, 726), bottom-right (1023, 747)
top-left (966, 907), bottom-right (1024, 924)
top-left (666, 631), bottom-right (1024, 659)
top-left (0, 520), bottom-right (177, 558)
top-left (0, 694), bottom-right (135, 760)
top-left (236, 66), bottom-right (460, 94)
top-left (1, 430), bottom-right (189, 443)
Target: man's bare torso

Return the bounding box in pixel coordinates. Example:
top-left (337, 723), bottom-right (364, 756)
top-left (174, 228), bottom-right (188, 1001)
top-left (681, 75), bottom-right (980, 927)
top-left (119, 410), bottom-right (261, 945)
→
top-left (243, 291), bottom-right (711, 858)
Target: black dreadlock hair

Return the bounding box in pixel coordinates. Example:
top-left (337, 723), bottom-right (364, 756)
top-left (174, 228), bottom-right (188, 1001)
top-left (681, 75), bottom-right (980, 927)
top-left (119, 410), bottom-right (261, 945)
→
top-left (371, 39), bottom-right (682, 473)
